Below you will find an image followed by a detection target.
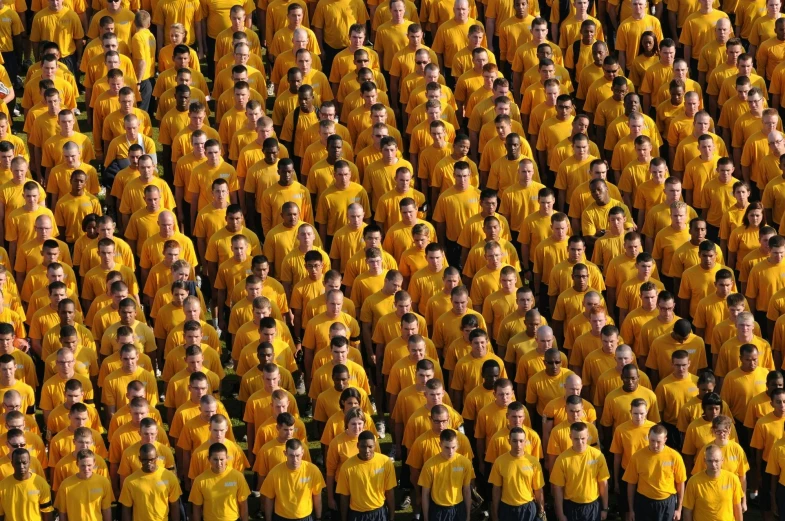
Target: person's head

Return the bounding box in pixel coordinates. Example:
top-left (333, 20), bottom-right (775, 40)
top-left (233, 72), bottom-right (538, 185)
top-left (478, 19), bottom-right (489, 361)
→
top-left (568, 421), bottom-right (590, 452)
top-left (621, 364), bottom-right (640, 392)
top-left (740, 343), bottom-right (760, 372)
top-left (710, 415), bottom-right (733, 446)
top-left (647, 424), bottom-right (668, 454)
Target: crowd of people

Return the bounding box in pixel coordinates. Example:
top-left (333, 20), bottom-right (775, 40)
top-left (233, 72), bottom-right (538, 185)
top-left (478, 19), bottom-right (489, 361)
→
top-left (0, 0), bottom-right (781, 519)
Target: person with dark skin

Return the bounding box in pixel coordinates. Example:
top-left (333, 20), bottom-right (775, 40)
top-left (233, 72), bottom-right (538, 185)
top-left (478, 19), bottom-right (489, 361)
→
top-left (336, 431), bottom-right (396, 521)
top-left (119, 444), bottom-right (182, 521)
top-left (463, 360), bottom-right (501, 448)
top-left (160, 86), bottom-right (191, 185)
top-left (0, 449), bottom-right (53, 521)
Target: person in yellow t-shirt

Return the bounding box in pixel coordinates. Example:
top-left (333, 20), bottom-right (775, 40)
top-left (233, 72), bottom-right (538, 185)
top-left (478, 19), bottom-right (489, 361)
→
top-left (622, 424), bottom-right (687, 521)
top-left (335, 430), bottom-right (396, 519)
top-left (53, 170), bottom-right (103, 245)
top-left (0, 448), bottom-right (54, 520)
top-left (683, 444), bottom-right (744, 521)
top-left (188, 443), bottom-right (251, 521)
top-left (550, 421), bottom-right (610, 520)
top-left (118, 443), bottom-right (182, 521)
top-left (419, 428), bottom-right (474, 521)
top-left (53, 448), bottom-right (114, 521)
top-left (260, 438), bottom-right (325, 521)
top-left (488, 426), bottom-right (546, 520)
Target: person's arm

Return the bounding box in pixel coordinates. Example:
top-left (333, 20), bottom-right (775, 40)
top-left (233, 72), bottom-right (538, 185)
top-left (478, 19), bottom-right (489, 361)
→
top-left (734, 502), bottom-right (743, 521)
top-left (238, 500), bottom-right (248, 521)
top-left (553, 485), bottom-right (566, 521)
top-left (477, 438), bottom-right (487, 475)
top-left (626, 482), bottom-right (636, 520)
top-left (339, 489), bottom-right (348, 521)
top-left (170, 500), bottom-right (181, 521)
top-left (191, 504), bottom-right (202, 521)
top-left (60, 512), bottom-right (68, 521)
top-left (599, 480), bottom-right (609, 519)
top-left (102, 508), bottom-right (111, 521)
top-left (491, 485), bottom-right (501, 521)
top-left (613, 453), bottom-right (622, 497)
top-left (674, 480), bottom-right (684, 520)
top-left (421, 487), bottom-right (431, 521)
top-left (386, 488), bottom-right (395, 521)
top-left (462, 484), bottom-right (471, 521)
top-left (313, 493), bottom-right (323, 520)
top-left (683, 45), bottom-right (692, 63)
top-left (122, 506), bottom-right (132, 521)
top-left (110, 462), bottom-right (121, 498)
top-left (190, 193), bottom-right (200, 231)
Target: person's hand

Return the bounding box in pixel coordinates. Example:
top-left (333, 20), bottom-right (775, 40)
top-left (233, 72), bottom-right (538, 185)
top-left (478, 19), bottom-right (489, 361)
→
top-left (673, 507), bottom-right (682, 521)
top-left (613, 481), bottom-right (620, 495)
top-left (14, 339), bottom-right (29, 352)
top-left (625, 511), bottom-right (633, 521)
top-left (368, 353), bottom-right (377, 365)
top-left (328, 497), bottom-right (338, 511)
top-left (557, 514), bottom-right (568, 521)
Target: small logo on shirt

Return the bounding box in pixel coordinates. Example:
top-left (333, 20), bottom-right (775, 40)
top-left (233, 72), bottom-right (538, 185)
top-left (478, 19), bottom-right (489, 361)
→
top-left (90, 488), bottom-right (103, 494)
top-left (688, 387), bottom-right (698, 393)
top-left (587, 459), bottom-right (599, 465)
top-left (374, 468), bottom-right (384, 475)
top-left (225, 481), bottom-right (237, 487)
top-left (452, 467), bottom-right (465, 472)
top-left (157, 480), bottom-right (169, 486)
top-left (299, 477), bottom-right (312, 484)
top-left (661, 460), bottom-right (674, 467)
top-left (721, 484), bottom-right (733, 490)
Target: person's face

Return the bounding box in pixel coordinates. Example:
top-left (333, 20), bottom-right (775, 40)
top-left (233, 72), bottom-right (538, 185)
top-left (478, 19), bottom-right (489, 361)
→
top-left (158, 213), bottom-right (175, 237)
top-left (773, 393), bottom-right (785, 416)
top-left (657, 298), bottom-right (676, 322)
top-left (569, 429), bottom-right (589, 452)
top-left (671, 355), bottom-right (690, 378)
top-left (12, 453), bottom-right (29, 476)
top-left (622, 369), bottom-right (639, 392)
top-left (209, 451), bottom-right (228, 474)
top-left (748, 208), bottom-right (764, 227)
top-left (121, 350), bottom-right (138, 372)
top-left (690, 221), bottom-right (706, 244)
top-left (699, 248), bottom-right (717, 269)
top-left (42, 247), bottom-right (59, 265)
top-left (189, 379), bottom-right (209, 400)
top-left (532, 23), bottom-right (547, 41)
top-left (99, 246), bottom-right (115, 266)
top-left (347, 417), bottom-right (365, 437)
top-left (671, 208), bottom-right (688, 229)
top-left (326, 294), bottom-right (343, 315)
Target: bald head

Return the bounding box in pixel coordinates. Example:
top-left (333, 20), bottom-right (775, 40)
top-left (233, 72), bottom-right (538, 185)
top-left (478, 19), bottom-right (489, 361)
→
top-left (537, 326), bottom-right (554, 340)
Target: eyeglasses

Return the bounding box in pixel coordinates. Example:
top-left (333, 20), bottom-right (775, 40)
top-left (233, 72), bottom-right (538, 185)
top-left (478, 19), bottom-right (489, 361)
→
top-left (415, 61), bottom-right (429, 65)
top-left (545, 360), bottom-right (561, 365)
top-left (8, 442), bottom-right (25, 448)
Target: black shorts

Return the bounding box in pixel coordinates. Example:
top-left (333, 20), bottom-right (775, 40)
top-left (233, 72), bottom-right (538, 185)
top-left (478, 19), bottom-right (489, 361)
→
top-left (429, 502), bottom-right (466, 521)
top-left (633, 493), bottom-right (677, 521)
top-left (348, 507), bottom-right (388, 521)
top-left (498, 501), bottom-right (537, 521)
top-left (563, 499), bottom-right (600, 521)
